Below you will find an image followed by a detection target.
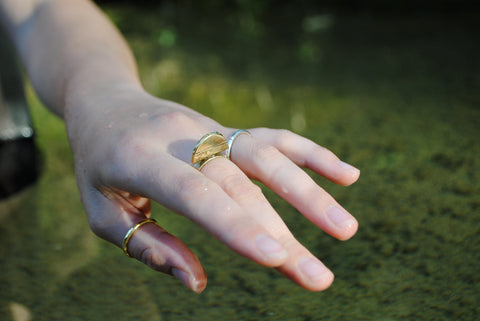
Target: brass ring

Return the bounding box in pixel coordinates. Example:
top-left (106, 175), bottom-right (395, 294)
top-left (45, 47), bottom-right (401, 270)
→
top-left (226, 129), bottom-right (251, 159)
top-left (191, 132), bottom-right (228, 170)
top-left (193, 155), bottom-right (227, 170)
top-left (122, 218), bottom-right (157, 258)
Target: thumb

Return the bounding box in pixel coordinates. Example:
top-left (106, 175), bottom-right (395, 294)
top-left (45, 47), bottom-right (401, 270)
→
top-left (82, 188), bottom-right (207, 293)
top-left (124, 218), bottom-right (207, 293)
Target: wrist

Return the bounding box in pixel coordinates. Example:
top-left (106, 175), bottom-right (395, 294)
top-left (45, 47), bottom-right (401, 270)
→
top-left (64, 66), bottom-right (144, 109)
top-left (63, 80), bottom-right (148, 146)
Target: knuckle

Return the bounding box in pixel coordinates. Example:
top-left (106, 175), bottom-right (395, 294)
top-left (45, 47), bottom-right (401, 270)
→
top-left (137, 237), bottom-right (170, 273)
top-left (138, 246), bottom-right (154, 268)
top-left (221, 173), bottom-right (263, 202)
top-left (161, 110), bottom-right (193, 127)
top-left (253, 142), bottom-right (280, 163)
top-left (114, 131), bottom-right (148, 160)
top-left (275, 129), bottom-right (295, 148)
top-left (309, 144), bottom-right (338, 167)
top-left (319, 146), bottom-right (337, 161)
top-left (221, 217), bottom-right (258, 245)
top-left (276, 128), bottom-right (294, 139)
top-left (278, 234), bottom-right (299, 252)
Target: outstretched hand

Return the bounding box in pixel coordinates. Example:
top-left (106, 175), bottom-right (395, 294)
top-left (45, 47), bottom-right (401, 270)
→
top-left (66, 86), bottom-right (360, 293)
top-left (0, 0), bottom-right (359, 294)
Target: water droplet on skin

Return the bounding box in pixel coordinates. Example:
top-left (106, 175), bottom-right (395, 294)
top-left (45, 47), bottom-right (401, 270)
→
top-left (282, 187), bottom-right (289, 194)
top-left (197, 180), bottom-right (209, 192)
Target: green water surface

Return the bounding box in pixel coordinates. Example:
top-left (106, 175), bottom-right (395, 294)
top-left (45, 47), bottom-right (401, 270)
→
top-left (1, 4), bottom-right (479, 321)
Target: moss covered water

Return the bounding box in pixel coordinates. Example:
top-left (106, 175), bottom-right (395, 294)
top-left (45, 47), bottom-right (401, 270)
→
top-left (1, 4), bottom-right (479, 321)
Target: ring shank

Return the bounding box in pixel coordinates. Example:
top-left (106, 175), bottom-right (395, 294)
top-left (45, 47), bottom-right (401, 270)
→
top-left (226, 129), bottom-right (251, 160)
top-left (122, 218), bottom-right (157, 257)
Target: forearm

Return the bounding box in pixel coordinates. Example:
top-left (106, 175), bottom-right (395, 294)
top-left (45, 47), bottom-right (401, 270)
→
top-left (0, 0), bottom-right (142, 117)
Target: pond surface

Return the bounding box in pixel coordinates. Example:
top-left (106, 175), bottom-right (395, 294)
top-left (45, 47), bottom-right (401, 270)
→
top-left (1, 4), bottom-right (479, 321)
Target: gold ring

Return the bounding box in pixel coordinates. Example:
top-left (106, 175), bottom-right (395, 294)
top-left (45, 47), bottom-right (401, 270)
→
top-left (226, 129), bottom-right (251, 159)
top-left (193, 155), bottom-right (227, 170)
top-left (122, 218), bottom-right (157, 258)
top-left (191, 132), bottom-right (228, 170)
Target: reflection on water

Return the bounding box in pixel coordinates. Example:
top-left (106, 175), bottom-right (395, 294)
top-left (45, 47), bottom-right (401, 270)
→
top-left (1, 4), bottom-right (479, 321)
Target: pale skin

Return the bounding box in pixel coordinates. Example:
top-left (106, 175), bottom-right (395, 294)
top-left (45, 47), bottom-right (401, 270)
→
top-left (0, 0), bottom-right (360, 293)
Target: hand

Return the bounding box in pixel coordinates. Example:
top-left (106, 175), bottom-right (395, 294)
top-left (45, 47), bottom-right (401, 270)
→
top-left (66, 86), bottom-right (360, 293)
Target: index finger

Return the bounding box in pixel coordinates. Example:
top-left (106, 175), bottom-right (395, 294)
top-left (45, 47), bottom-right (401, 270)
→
top-left (104, 153), bottom-right (290, 268)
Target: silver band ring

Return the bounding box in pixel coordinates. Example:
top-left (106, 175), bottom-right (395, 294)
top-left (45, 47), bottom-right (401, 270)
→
top-left (226, 129), bottom-right (251, 160)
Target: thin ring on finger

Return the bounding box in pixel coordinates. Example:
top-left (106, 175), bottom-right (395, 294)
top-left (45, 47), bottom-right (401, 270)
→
top-left (122, 218), bottom-right (158, 257)
top-left (226, 129), bottom-right (251, 160)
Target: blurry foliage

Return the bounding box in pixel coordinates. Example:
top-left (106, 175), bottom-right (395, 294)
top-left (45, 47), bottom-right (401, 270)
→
top-left (95, 0), bottom-right (480, 14)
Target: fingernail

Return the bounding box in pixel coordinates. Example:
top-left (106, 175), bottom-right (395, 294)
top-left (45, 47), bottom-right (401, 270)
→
top-left (299, 257), bottom-right (332, 282)
top-left (172, 268), bottom-right (206, 293)
top-left (172, 268), bottom-right (191, 290)
top-left (327, 205), bottom-right (356, 229)
top-left (256, 234), bottom-right (288, 260)
top-left (337, 160), bottom-right (360, 173)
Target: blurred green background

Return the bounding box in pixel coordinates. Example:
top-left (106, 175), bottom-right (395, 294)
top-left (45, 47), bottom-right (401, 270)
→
top-left (1, 1), bottom-right (479, 320)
